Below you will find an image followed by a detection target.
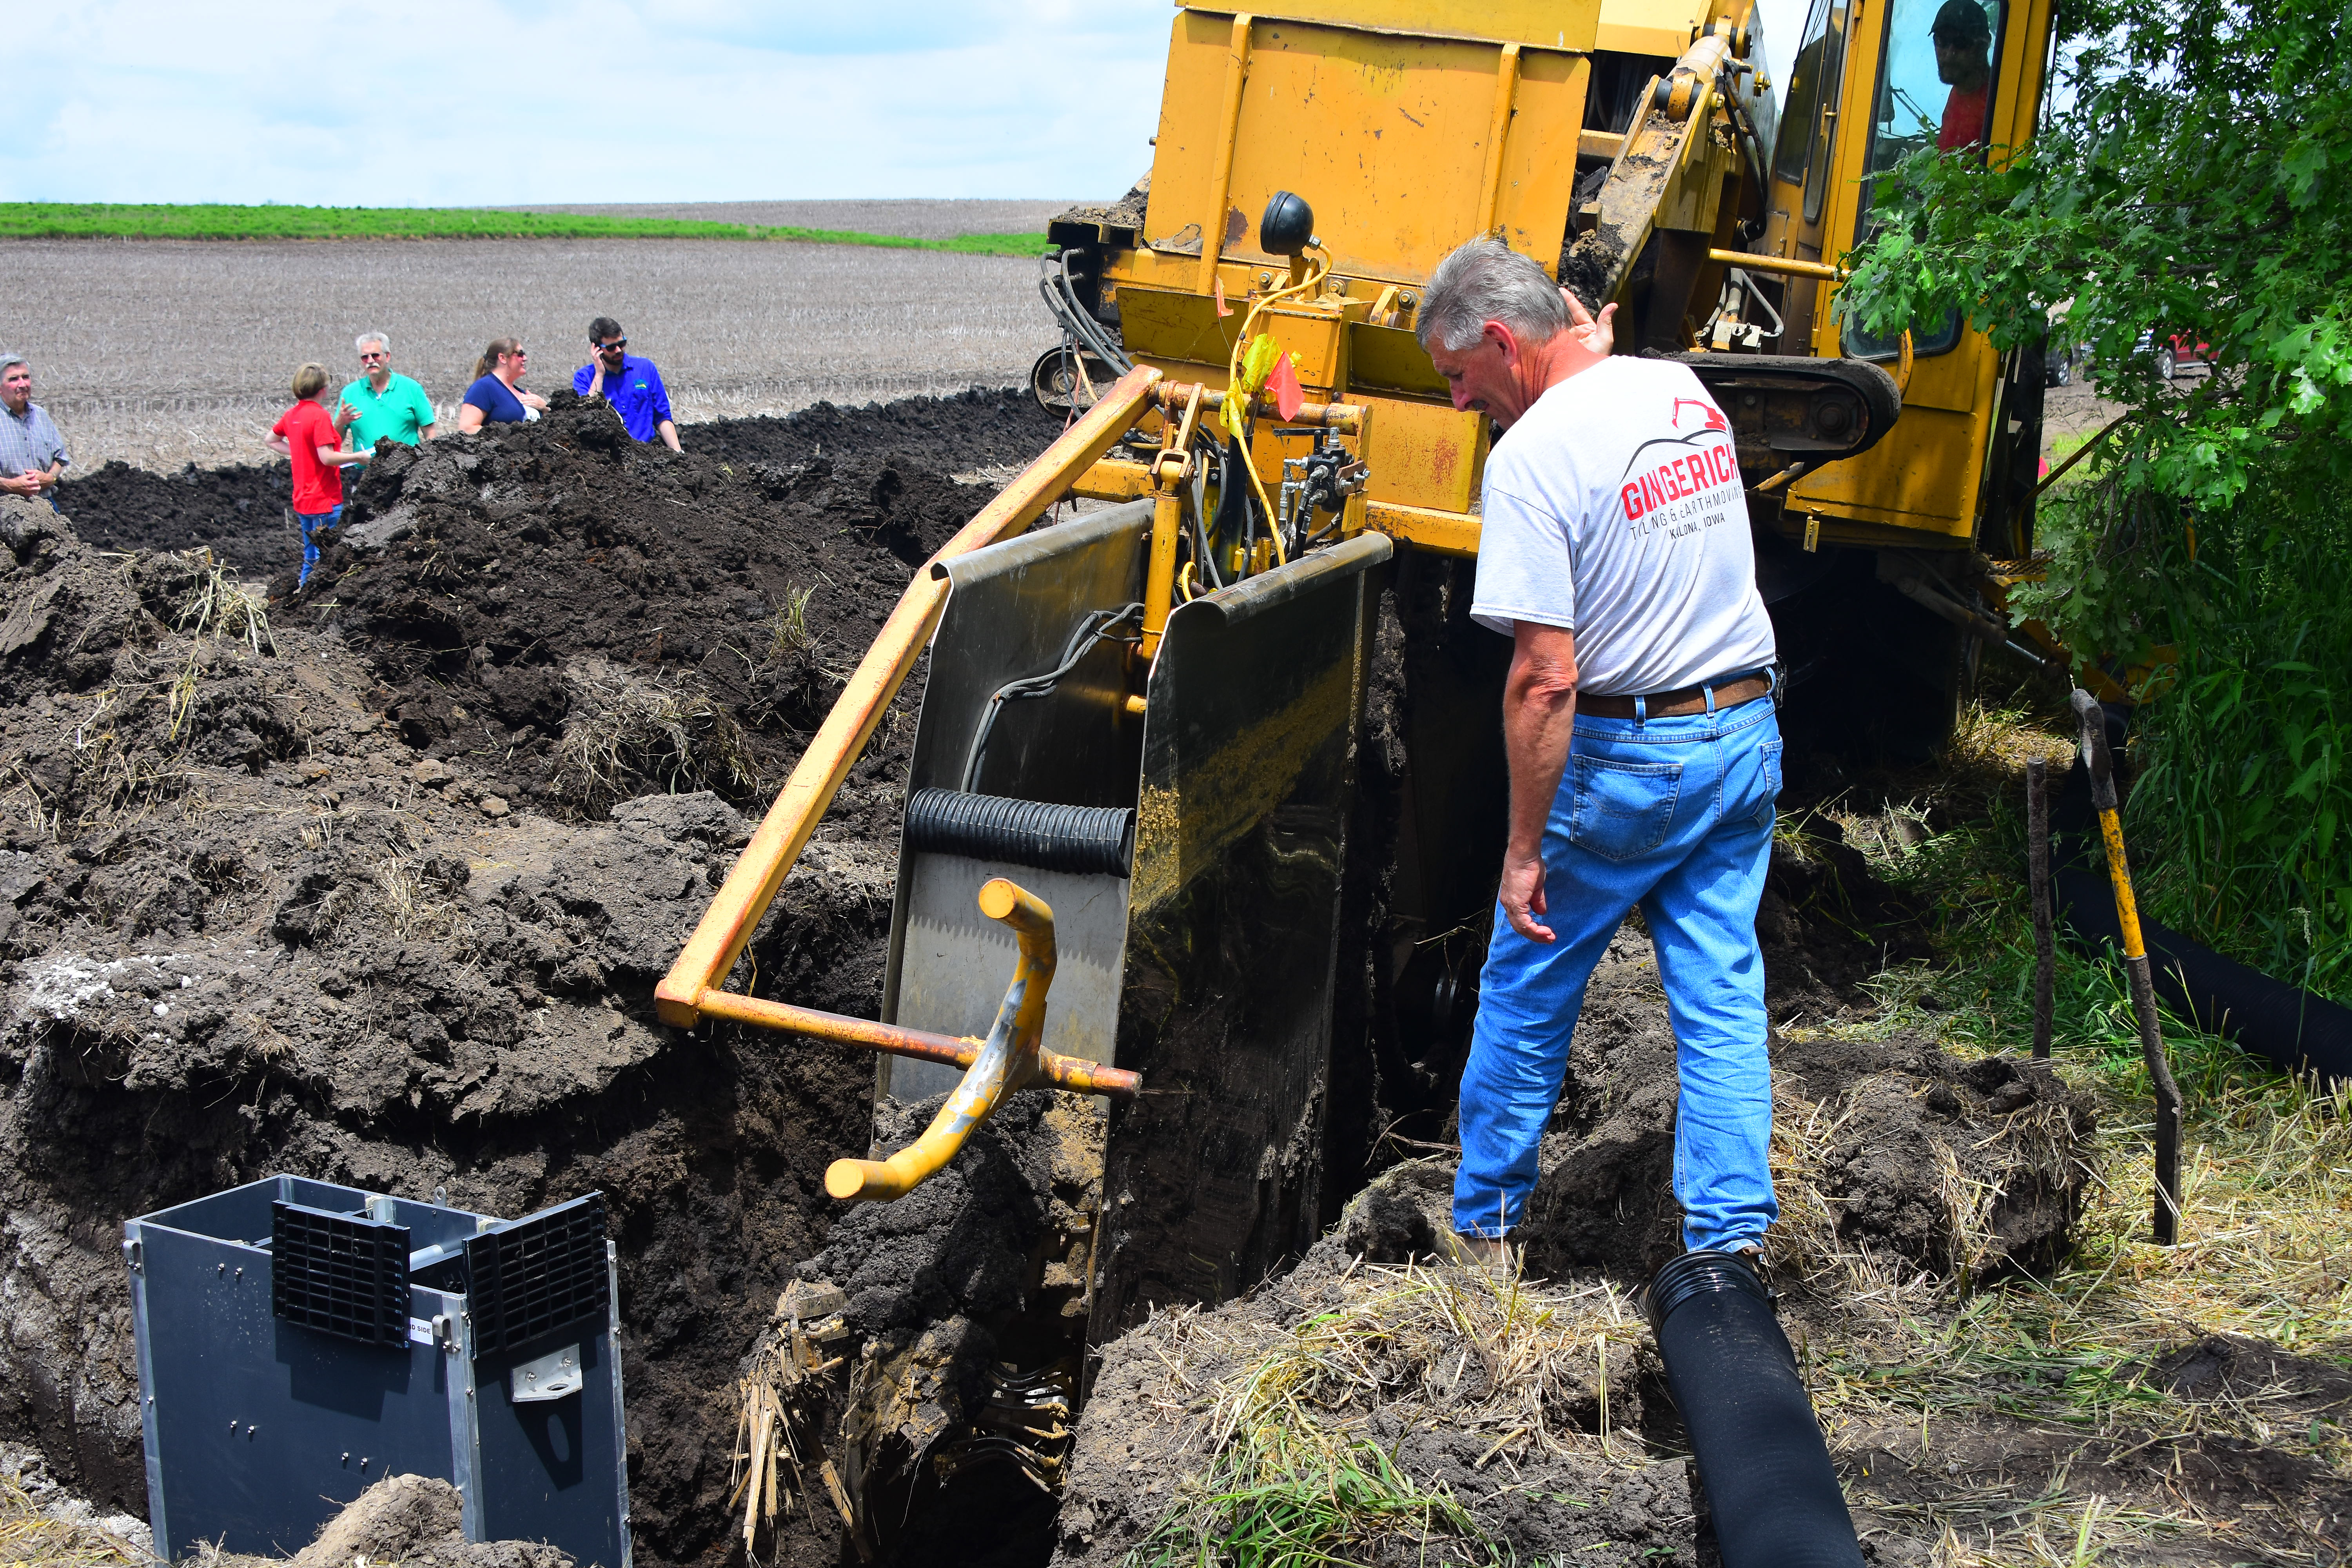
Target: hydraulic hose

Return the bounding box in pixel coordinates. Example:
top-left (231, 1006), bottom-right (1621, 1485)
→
top-left (1646, 1251), bottom-right (1864, 1568)
top-left (1038, 250), bottom-right (1134, 378)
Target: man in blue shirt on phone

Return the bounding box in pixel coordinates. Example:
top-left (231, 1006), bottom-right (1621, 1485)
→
top-left (573, 317), bottom-right (681, 452)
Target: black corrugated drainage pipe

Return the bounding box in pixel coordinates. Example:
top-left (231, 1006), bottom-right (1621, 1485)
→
top-left (2050, 762), bottom-right (2352, 1084)
top-left (1646, 1250), bottom-right (1864, 1568)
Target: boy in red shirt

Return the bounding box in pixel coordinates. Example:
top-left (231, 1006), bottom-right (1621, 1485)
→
top-left (267, 362), bottom-right (372, 585)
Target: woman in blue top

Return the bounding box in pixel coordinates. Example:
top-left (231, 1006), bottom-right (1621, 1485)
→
top-left (457, 338), bottom-right (550, 433)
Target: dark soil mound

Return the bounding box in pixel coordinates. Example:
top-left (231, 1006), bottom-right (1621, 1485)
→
top-left (57, 458), bottom-right (295, 576)
top-left (0, 488), bottom-right (909, 1566)
top-left (688, 388), bottom-right (1062, 476)
top-left (44, 387), bottom-right (1062, 594)
top-left (207, 1473), bottom-right (572, 1567)
top-left (1058, 1220), bottom-right (1691, 1568)
top-left (282, 391), bottom-right (1022, 819)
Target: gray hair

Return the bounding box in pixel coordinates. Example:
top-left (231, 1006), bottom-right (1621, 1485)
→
top-left (354, 331), bottom-right (390, 354)
top-left (0, 353), bottom-right (26, 376)
top-left (1416, 238), bottom-right (1568, 353)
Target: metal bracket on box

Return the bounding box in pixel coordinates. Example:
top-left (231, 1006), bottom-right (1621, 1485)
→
top-left (510, 1343), bottom-right (583, 1403)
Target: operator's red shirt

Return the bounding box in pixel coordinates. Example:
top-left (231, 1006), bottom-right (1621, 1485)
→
top-left (272, 399), bottom-right (343, 514)
top-left (1939, 83), bottom-right (1987, 151)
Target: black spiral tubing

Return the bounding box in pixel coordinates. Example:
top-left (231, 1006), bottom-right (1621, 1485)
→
top-left (906, 789), bottom-right (1134, 878)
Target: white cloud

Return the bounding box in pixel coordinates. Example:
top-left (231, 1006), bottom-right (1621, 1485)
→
top-left (6, 1), bottom-right (1814, 208)
top-left (4, 0), bottom-right (1172, 204)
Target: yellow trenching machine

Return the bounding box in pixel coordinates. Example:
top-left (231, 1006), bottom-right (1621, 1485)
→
top-left (661, 0), bottom-right (2062, 1339)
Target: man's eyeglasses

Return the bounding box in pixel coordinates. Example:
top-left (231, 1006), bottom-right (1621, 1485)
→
top-left (595, 339), bottom-right (627, 352)
top-left (359, 351), bottom-right (388, 362)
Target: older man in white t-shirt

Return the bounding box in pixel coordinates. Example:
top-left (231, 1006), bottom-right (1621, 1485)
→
top-left (1420, 238), bottom-right (1783, 1267)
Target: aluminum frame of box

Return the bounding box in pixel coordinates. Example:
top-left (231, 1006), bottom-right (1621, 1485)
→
top-left (123, 1174), bottom-right (630, 1566)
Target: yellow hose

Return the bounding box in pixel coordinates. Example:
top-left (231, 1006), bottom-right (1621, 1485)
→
top-left (1222, 250), bottom-right (1329, 572)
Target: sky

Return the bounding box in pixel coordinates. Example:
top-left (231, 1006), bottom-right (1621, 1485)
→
top-left (4, 0), bottom-right (1807, 207)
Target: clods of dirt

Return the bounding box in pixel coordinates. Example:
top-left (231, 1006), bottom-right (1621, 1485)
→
top-left (1496, 904), bottom-right (2085, 1287)
top-left (200, 1473), bottom-right (572, 1567)
top-left (1057, 895), bottom-right (2096, 1568)
top-left (58, 459), bottom-right (295, 578)
top-left (761, 1090), bottom-right (1105, 1567)
top-left (47, 390), bottom-right (1063, 592)
top-left (1055, 1224), bottom-right (1690, 1568)
top-left (0, 388), bottom-right (1073, 1568)
top-left (278, 390), bottom-right (1012, 818)
top-left (683, 388), bottom-right (1063, 479)
top-left (0, 388), bottom-right (1061, 1566)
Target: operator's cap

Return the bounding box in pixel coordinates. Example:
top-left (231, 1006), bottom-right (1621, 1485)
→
top-left (1931, 0), bottom-right (1991, 43)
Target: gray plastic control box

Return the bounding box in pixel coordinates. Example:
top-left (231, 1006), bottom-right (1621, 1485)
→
top-left (123, 1174), bottom-right (629, 1565)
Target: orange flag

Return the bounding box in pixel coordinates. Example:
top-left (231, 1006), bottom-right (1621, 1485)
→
top-left (1266, 351), bottom-right (1305, 421)
top-left (1214, 276), bottom-right (1234, 318)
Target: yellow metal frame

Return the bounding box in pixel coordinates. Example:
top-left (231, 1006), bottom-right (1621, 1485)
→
top-left (656, 367), bottom-right (1165, 1033)
top-left (823, 879), bottom-right (1094, 1202)
top-left (1087, 2), bottom-right (1787, 558)
top-left (657, 363), bottom-right (1372, 1196)
top-left (1067, 0), bottom-right (2061, 563)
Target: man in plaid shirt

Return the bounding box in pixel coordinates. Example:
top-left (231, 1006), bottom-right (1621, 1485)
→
top-left (0, 355), bottom-right (69, 508)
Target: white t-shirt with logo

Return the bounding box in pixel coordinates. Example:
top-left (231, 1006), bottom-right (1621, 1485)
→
top-left (1470, 356), bottom-right (1777, 696)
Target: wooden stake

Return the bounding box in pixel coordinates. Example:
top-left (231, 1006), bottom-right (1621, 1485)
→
top-left (820, 1458), bottom-right (872, 1563)
top-left (744, 1392), bottom-right (773, 1555)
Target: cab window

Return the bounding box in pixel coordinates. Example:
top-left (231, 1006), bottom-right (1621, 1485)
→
top-left (1771, 0), bottom-right (1833, 185)
top-left (1844, 0), bottom-right (2005, 359)
top-left (1774, 0), bottom-right (1856, 227)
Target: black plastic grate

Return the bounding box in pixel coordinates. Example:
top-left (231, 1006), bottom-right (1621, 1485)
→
top-left (270, 1201), bottom-right (411, 1348)
top-left (465, 1194), bottom-right (609, 1354)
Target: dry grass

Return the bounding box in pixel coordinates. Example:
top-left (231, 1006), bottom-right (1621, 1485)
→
top-left (371, 854), bottom-right (463, 944)
top-left (169, 556), bottom-right (273, 740)
top-left (0, 1474), bottom-right (142, 1566)
top-left (1761, 1070), bottom-right (2084, 1313)
top-left (730, 1285), bottom-right (854, 1564)
top-left (765, 588), bottom-right (816, 660)
top-left (554, 658), bottom-right (758, 815)
top-left (1130, 1259), bottom-right (1651, 1566)
top-left (12, 235), bottom-right (1056, 472)
top-left (1769, 694), bottom-right (2352, 1563)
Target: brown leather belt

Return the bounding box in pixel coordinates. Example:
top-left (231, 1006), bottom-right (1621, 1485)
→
top-left (1579, 673), bottom-right (1771, 720)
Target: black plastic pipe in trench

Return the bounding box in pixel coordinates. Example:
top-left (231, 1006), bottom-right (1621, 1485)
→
top-left (1646, 1251), bottom-right (1864, 1568)
top-left (2047, 761), bottom-right (2352, 1085)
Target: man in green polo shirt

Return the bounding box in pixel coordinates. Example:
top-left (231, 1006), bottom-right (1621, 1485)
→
top-left (338, 331), bottom-right (441, 447)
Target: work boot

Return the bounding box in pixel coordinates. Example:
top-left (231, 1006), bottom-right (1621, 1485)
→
top-left (1728, 1241), bottom-right (1776, 1302)
top-left (1443, 1230), bottom-right (1516, 1277)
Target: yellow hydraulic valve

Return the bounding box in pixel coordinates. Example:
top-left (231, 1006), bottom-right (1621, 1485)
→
top-left (824, 878), bottom-right (1117, 1202)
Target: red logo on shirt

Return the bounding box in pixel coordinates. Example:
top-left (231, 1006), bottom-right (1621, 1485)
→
top-left (1673, 397), bottom-right (1730, 433)
top-left (1617, 394), bottom-right (1739, 526)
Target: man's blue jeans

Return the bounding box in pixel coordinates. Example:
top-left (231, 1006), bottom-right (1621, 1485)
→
top-left (296, 505), bottom-right (343, 586)
top-left (1454, 693), bottom-right (1782, 1251)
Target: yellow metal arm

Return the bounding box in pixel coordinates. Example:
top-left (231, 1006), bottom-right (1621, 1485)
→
top-left (655, 365), bottom-right (1162, 1029)
top-left (825, 879), bottom-right (1093, 1203)
top-left (1706, 248), bottom-right (1846, 283)
top-left (690, 989), bottom-right (1136, 1099)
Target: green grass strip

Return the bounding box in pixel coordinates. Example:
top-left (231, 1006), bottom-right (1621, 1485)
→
top-left (0, 202), bottom-right (1050, 256)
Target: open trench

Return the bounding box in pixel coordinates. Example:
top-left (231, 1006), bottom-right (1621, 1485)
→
top-left (4, 388), bottom-right (2111, 1566)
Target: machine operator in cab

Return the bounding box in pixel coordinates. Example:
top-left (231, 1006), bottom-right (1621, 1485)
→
top-left (1933, 0), bottom-right (1994, 150)
top-left (1418, 238), bottom-right (1783, 1270)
